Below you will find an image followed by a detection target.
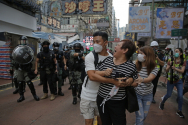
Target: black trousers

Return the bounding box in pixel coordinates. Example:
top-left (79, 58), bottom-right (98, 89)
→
top-left (152, 73), bottom-right (160, 98)
top-left (40, 70), bottom-right (55, 94)
top-left (97, 95), bottom-right (126, 125)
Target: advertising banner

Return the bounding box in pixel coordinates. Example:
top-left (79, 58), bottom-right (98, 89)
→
top-left (48, 0), bottom-right (108, 17)
top-left (129, 6), bottom-right (150, 32)
top-left (155, 8), bottom-right (184, 39)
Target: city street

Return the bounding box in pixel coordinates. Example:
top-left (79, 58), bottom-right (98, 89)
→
top-left (0, 79), bottom-right (188, 125)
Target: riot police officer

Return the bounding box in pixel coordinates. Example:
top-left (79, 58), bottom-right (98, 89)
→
top-left (52, 42), bottom-right (66, 96)
top-left (69, 43), bottom-right (85, 105)
top-left (34, 41), bottom-right (57, 101)
top-left (67, 45), bottom-right (73, 90)
top-left (12, 36), bottom-right (39, 102)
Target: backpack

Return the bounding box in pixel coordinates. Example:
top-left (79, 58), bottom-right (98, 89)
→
top-left (84, 51), bottom-right (99, 87)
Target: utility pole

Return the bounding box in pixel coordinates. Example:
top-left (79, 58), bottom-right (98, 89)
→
top-left (151, 0), bottom-right (154, 42)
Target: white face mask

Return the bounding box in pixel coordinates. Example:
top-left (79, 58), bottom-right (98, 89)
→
top-left (94, 44), bottom-right (103, 53)
top-left (137, 54), bottom-right (145, 62)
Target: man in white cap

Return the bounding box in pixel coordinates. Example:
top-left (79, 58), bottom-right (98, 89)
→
top-left (150, 41), bottom-right (164, 103)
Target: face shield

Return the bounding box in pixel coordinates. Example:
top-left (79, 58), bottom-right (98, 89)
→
top-left (20, 39), bottom-right (28, 45)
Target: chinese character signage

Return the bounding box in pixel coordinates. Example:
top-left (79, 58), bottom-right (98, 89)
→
top-left (129, 6), bottom-right (150, 32)
top-left (48, 0), bottom-right (107, 16)
top-left (37, 14), bottom-right (61, 30)
top-left (155, 8), bottom-right (184, 39)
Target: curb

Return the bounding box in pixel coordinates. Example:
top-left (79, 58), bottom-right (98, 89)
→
top-left (0, 78), bottom-right (40, 90)
top-left (160, 82), bottom-right (188, 104)
top-left (0, 83), bottom-right (12, 90)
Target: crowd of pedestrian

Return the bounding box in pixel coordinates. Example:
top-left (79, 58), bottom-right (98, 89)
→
top-left (9, 31), bottom-right (188, 125)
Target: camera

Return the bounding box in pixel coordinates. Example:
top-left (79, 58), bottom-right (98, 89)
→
top-left (173, 74), bottom-right (179, 81)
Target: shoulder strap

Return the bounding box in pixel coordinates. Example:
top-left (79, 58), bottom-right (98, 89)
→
top-left (92, 51), bottom-right (99, 68)
top-left (84, 51), bottom-right (98, 87)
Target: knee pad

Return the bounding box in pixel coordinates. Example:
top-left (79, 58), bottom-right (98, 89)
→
top-left (72, 84), bottom-right (77, 90)
top-left (27, 81), bottom-right (32, 85)
top-left (13, 78), bottom-right (17, 82)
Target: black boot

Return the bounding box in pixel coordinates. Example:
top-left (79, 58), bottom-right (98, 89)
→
top-left (17, 81), bottom-right (25, 102)
top-left (13, 78), bottom-right (19, 94)
top-left (58, 88), bottom-right (64, 96)
top-left (33, 95), bottom-right (40, 101)
top-left (68, 84), bottom-right (72, 90)
top-left (38, 82), bottom-right (43, 86)
top-left (27, 81), bottom-right (40, 101)
top-left (13, 88), bottom-right (19, 94)
top-left (72, 97), bottom-right (77, 105)
top-left (17, 95), bottom-right (25, 102)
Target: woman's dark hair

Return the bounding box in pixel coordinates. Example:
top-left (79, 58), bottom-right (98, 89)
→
top-left (93, 31), bottom-right (108, 42)
top-left (176, 48), bottom-right (184, 65)
top-left (121, 39), bottom-right (136, 60)
top-left (136, 46), bottom-right (156, 75)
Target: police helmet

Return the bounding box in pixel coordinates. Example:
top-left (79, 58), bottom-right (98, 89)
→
top-left (20, 36), bottom-right (28, 45)
top-left (73, 43), bottom-right (82, 49)
top-left (53, 42), bottom-right (59, 47)
top-left (150, 41), bottom-right (159, 47)
top-left (41, 41), bottom-right (50, 47)
top-left (69, 45), bottom-right (73, 49)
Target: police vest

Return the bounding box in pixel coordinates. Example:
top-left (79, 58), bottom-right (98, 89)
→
top-left (54, 51), bottom-right (63, 68)
top-left (183, 54), bottom-right (188, 61)
top-left (39, 51), bottom-right (55, 71)
top-left (155, 59), bottom-right (160, 70)
top-left (167, 61), bottom-right (183, 81)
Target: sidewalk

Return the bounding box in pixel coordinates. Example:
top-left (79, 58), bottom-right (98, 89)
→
top-left (158, 75), bottom-right (188, 103)
top-left (0, 76), bottom-right (40, 90)
top-left (0, 79), bottom-right (12, 90)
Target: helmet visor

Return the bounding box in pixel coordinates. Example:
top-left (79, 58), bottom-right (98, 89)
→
top-left (20, 39), bottom-right (28, 45)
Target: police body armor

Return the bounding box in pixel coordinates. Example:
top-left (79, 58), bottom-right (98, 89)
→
top-left (54, 51), bottom-right (63, 68)
top-left (72, 52), bottom-right (84, 72)
top-left (39, 51), bottom-right (55, 72)
top-left (12, 45), bottom-right (33, 71)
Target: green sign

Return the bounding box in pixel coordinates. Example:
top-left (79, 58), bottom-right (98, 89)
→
top-left (90, 47), bottom-right (93, 51)
top-left (108, 36), bottom-right (114, 42)
top-left (171, 29), bottom-right (187, 37)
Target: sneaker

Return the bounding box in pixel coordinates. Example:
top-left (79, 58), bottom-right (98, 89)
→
top-left (159, 102), bottom-right (164, 110)
top-left (176, 111), bottom-right (185, 118)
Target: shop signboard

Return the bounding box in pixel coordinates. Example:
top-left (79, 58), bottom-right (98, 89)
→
top-left (125, 32), bottom-right (134, 40)
top-left (36, 14), bottom-right (61, 30)
top-left (171, 29), bottom-right (187, 37)
top-left (129, 6), bottom-right (150, 32)
top-left (48, 0), bottom-right (108, 17)
top-left (155, 8), bottom-right (184, 39)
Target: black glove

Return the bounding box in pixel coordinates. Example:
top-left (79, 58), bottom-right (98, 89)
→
top-left (78, 53), bottom-right (83, 57)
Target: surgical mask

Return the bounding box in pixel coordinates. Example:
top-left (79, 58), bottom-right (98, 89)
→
top-left (137, 54), bottom-right (145, 62)
top-left (43, 47), bottom-right (49, 53)
top-left (174, 53), bottom-right (179, 58)
top-left (94, 44), bottom-right (103, 53)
